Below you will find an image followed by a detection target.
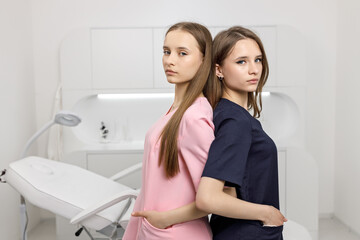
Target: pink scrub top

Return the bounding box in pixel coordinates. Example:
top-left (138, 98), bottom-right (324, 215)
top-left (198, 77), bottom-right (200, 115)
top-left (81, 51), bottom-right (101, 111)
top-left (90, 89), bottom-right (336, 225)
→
top-left (123, 97), bottom-right (214, 240)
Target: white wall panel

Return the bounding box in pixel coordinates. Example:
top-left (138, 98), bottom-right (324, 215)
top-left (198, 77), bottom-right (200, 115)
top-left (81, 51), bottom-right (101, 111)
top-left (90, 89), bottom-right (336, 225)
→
top-left (0, 0), bottom-right (37, 238)
top-left (335, 0), bottom-right (360, 236)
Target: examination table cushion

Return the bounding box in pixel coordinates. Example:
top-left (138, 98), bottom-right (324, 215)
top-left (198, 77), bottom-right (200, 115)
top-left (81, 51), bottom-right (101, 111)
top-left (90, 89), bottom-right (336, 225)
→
top-left (6, 156), bottom-right (134, 230)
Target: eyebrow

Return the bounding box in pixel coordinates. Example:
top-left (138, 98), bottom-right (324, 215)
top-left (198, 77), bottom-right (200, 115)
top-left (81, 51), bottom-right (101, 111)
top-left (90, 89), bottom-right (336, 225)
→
top-left (163, 46), bottom-right (191, 51)
top-left (234, 54), bottom-right (263, 61)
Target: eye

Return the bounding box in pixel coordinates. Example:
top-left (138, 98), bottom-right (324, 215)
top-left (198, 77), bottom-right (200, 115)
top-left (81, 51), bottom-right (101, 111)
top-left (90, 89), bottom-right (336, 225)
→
top-left (179, 51), bottom-right (187, 56)
top-left (236, 60), bottom-right (246, 64)
top-left (163, 50), bottom-right (170, 55)
top-left (255, 58), bottom-right (262, 63)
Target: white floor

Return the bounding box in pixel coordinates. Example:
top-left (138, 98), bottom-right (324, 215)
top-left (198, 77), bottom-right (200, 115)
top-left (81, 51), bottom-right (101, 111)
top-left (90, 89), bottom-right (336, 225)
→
top-left (318, 217), bottom-right (360, 240)
top-left (28, 217), bottom-right (360, 240)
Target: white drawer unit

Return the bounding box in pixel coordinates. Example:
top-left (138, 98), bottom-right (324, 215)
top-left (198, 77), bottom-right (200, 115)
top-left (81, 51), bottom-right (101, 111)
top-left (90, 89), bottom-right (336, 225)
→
top-left (87, 152), bottom-right (143, 189)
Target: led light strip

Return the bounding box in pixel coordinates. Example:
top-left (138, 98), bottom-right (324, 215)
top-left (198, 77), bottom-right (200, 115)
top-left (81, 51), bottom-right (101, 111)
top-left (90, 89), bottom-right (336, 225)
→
top-left (97, 93), bottom-right (175, 100)
top-left (98, 92), bottom-right (269, 99)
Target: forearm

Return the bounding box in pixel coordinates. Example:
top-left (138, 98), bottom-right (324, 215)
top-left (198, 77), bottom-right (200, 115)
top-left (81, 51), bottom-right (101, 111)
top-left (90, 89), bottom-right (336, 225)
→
top-left (196, 177), bottom-right (269, 222)
top-left (197, 191), bottom-right (267, 222)
top-left (132, 186), bottom-right (238, 228)
top-left (164, 202), bottom-right (209, 226)
top-left (164, 187), bottom-right (236, 226)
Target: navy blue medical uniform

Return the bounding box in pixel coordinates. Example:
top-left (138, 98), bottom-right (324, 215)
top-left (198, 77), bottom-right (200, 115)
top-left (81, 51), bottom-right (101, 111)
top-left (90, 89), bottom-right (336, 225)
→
top-left (202, 98), bottom-right (283, 240)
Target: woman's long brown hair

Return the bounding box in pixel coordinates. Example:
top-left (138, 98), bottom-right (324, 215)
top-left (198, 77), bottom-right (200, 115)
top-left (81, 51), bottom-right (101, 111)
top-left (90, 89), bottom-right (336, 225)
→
top-left (158, 22), bottom-right (213, 178)
top-left (209, 26), bottom-right (269, 117)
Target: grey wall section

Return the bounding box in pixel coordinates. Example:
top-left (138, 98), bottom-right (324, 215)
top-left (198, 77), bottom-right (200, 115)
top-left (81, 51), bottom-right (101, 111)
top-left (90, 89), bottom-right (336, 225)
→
top-left (335, 0), bottom-right (360, 236)
top-left (0, 0), bottom-right (38, 238)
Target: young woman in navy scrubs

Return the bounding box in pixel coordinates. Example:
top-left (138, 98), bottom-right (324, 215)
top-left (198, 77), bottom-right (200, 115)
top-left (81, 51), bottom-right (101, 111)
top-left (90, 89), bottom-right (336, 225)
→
top-left (196, 26), bottom-right (287, 240)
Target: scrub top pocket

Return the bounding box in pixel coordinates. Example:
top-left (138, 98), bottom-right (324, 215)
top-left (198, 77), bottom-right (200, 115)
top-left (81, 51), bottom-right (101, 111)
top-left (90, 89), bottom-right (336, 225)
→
top-left (258, 225), bottom-right (283, 240)
top-left (138, 217), bottom-right (174, 240)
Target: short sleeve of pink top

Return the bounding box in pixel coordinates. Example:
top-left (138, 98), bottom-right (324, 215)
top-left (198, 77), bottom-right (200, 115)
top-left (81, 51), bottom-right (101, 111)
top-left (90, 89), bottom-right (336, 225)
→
top-left (123, 97), bottom-right (214, 240)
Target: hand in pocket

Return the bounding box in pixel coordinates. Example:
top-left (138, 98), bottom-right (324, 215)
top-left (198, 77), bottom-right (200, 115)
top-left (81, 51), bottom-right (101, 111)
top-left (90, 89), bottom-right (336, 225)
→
top-left (132, 210), bottom-right (171, 229)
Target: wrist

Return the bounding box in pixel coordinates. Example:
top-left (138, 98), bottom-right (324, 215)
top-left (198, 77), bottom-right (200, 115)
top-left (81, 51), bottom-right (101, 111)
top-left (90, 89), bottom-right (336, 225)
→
top-left (259, 205), bottom-right (271, 223)
top-left (161, 211), bottom-right (174, 228)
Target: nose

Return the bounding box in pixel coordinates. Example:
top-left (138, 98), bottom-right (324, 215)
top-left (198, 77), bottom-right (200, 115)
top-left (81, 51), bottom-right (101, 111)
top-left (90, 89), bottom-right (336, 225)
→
top-left (163, 52), bottom-right (176, 66)
top-left (249, 61), bottom-right (260, 75)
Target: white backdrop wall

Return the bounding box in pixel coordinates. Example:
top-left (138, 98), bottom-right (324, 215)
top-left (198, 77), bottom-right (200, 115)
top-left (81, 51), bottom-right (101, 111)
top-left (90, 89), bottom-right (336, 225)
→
top-left (335, 0), bottom-right (360, 235)
top-left (0, 0), bottom-right (38, 238)
top-left (30, 0), bottom-right (337, 216)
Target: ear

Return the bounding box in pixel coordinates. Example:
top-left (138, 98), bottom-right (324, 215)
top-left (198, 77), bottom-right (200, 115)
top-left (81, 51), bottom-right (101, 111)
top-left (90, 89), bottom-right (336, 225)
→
top-left (215, 64), bottom-right (223, 78)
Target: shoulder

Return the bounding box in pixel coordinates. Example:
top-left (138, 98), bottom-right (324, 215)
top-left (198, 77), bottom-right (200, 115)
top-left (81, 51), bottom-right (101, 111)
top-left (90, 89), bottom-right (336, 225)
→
top-left (214, 99), bottom-right (252, 127)
top-left (179, 97), bottom-right (214, 137)
top-left (183, 97), bottom-right (213, 122)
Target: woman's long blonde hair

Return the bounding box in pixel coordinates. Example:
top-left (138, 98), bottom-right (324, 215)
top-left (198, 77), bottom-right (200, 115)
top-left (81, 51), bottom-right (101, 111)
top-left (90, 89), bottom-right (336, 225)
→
top-left (159, 22), bottom-right (213, 178)
top-left (207, 26), bottom-right (269, 118)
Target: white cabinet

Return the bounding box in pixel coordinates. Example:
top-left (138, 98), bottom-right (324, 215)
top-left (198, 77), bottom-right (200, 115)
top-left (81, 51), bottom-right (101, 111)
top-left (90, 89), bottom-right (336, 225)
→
top-left (61, 26), bottom-right (278, 90)
top-left (91, 28), bottom-right (153, 89)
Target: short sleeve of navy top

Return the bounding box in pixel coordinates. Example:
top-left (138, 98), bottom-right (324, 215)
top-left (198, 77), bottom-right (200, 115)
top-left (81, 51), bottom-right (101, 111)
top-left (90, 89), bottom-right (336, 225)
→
top-left (202, 98), bottom-right (283, 240)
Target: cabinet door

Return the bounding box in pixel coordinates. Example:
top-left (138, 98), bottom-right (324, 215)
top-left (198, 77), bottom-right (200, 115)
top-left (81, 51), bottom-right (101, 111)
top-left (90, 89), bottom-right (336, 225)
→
top-left (153, 27), bottom-right (174, 89)
top-left (91, 28), bottom-right (153, 89)
top-left (251, 26), bottom-right (277, 87)
top-left (87, 153), bottom-right (143, 189)
top-left (60, 28), bottom-right (92, 91)
top-left (209, 26), bottom-right (228, 39)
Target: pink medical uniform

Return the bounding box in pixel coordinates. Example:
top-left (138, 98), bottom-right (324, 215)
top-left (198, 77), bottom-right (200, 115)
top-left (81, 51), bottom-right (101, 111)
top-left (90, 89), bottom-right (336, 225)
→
top-left (123, 97), bottom-right (214, 240)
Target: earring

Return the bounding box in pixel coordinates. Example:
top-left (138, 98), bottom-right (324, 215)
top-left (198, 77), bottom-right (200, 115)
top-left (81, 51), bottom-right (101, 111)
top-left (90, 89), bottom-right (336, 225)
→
top-left (218, 76), bottom-right (224, 81)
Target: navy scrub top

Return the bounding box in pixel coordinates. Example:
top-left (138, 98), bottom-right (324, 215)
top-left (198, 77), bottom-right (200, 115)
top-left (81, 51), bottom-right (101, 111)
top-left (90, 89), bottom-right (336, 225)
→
top-left (202, 98), bottom-right (283, 240)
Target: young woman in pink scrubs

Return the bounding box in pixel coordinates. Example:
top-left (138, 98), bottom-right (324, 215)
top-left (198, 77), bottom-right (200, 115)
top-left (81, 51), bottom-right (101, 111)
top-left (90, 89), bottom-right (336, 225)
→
top-left (122, 22), bottom-right (215, 240)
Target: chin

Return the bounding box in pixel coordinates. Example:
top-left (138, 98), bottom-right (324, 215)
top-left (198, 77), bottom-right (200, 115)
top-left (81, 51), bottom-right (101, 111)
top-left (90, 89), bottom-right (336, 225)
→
top-left (246, 88), bottom-right (257, 93)
top-left (167, 79), bottom-right (191, 85)
top-left (166, 78), bottom-right (176, 84)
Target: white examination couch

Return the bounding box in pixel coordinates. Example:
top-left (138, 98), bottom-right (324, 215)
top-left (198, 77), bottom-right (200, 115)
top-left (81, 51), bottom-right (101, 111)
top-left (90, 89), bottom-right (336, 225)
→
top-left (4, 156), bottom-right (141, 240)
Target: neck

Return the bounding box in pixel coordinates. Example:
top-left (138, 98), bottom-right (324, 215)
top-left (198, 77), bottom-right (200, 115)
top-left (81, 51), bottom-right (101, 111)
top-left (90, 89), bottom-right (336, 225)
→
top-left (173, 82), bottom-right (190, 108)
top-left (222, 89), bottom-right (248, 110)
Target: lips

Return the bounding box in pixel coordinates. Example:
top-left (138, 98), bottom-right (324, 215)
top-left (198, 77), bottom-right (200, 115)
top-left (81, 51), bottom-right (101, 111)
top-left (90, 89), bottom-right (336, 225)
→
top-left (165, 69), bottom-right (177, 75)
top-left (247, 79), bottom-right (258, 84)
